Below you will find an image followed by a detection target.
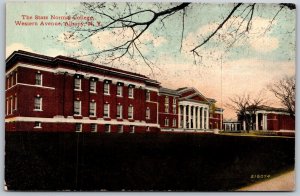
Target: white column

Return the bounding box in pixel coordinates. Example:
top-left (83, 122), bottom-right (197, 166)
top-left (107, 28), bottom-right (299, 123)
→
top-left (262, 114), bottom-right (265, 130)
top-left (193, 106), bottom-right (196, 129)
top-left (183, 105), bottom-right (186, 129)
top-left (188, 105), bottom-right (192, 129)
top-left (206, 108), bottom-right (209, 130)
top-left (243, 120), bottom-right (246, 131)
top-left (201, 107), bottom-right (204, 129)
top-left (197, 107), bottom-right (200, 129)
top-left (265, 114), bottom-right (268, 130)
top-left (255, 113), bottom-right (259, 130)
top-left (178, 105), bottom-right (181, 128)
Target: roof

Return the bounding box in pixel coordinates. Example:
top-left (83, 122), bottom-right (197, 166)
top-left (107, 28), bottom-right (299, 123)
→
top-left (159, 87), bottom-right (180, 96)
top-left (247, 105), bottom-right (288, 113)
top-left (6, 50), bottom-right (160, 86)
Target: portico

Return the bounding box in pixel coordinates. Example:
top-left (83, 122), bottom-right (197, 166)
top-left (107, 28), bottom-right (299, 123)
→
top-left (178, 101), bottom-right (209, 130)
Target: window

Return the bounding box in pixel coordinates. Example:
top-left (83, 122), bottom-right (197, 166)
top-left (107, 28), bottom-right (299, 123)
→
top-left (164, 105), bottom-right (169, 113)
top-left (14, 95), bottom-right (17, 110)
top-left (104, 83), bottom-right (110, 95)
top-left (173, 105), bottom-right (176, 114)
top-left (74, 77), bottom-right (81, 90)
top-left (128, 86), bottom-right (134, 98)
top-left (165, 96), bottom-right (169, 104)
top-left (173, 98), bottom-right (177, 104)
top-left (117, 85), bottom-right (123, 96)
top-left (89, 101), bottom-right (96, 117)
top-left (128, 106), bottom-right (133, 119)
top-left (34, 97), bottom-right (42, 111)
top-left (35, 72), bottom-right (42, 85)
top-left (146, 108), bottom-right (150, 119)
top-left (117, 125), bottom-right (123, 133)
top-left (130, 125), bottom-right (135, 133)
top-left (91, 124), bottom-right (97, 132)
top-left (146, 126), bottom-right (150, 132)
top-left (15, 71), bottom-right (18, 84)
top-left (117, 105), bottom-right (123, 119)
top-left (74, 100), bottom-right (81, 115)
top-left (6, 77), bottom-right (9, 89)
top-left (10, 97), bottom-right (13, 114)
top-left (90, 80), bottom-right (96, 93)
top-left (104, 124), bottom-right (110, 133)
top-left (75, 123), bottom-right (82, 132)
top-left (6, 98), bottom-right (8, 115)
top-left (10, 75), bottom-right (14, 86)
top-left (146, 91), bottom-right (150, 101)
top-left (173, 118), bottom-right (177, 127)
top-left (104, 104), bottom-right (110, 118)
top-left (34, 121), bottom-right (41, 128)
top-left (164, 118), bottom-right (169, 126)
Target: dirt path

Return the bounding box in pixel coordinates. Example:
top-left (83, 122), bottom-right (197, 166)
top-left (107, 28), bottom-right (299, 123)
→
top-left (238, 170), bottom-right (295, 191)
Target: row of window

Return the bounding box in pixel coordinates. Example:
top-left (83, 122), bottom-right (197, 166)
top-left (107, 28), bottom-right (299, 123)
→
top-left (32, 96), bottom-right (152, 119)
top-left (74, 100), bottom-right (151, 119)
top-left (6, 95), bottom-right (17, 115)
top-left (74, 77), bottom-right (149, 100)
top-left (34, 122), bottom-right (145, 133)
top-left (164, 118), bottom-right (177, 127)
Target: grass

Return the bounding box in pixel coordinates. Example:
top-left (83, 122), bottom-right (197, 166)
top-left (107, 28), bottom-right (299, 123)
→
top-left (5, 132), bottom-right (295, 191)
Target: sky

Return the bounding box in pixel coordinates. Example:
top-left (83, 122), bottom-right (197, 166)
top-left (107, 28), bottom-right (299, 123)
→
top-left (6, 2), bottom-right (296, 119)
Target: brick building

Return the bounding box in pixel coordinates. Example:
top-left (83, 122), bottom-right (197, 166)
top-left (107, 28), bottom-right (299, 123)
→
top-left (239, 105), bottom-right (295, 131)
top-left (5, 50), bottom-right (223, 133)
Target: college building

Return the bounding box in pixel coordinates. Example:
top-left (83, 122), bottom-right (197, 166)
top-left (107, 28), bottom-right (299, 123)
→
top-left (5, 50), bottom-right (223, 133)
top-left (239, 105), bottom-right (295, 131)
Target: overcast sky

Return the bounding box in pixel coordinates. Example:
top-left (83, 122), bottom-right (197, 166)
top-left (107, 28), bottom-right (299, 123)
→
top-left (6, 2), bottom-right (296, 119)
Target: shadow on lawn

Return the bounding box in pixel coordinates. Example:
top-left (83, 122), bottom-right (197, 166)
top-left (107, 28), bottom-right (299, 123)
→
top-left (5, 132), bottom-right (295, 191)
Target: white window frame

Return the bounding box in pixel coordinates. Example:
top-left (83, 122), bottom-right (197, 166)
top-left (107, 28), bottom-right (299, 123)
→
top-left (10, 96), bottom-right (13, 114)
top-left (128, 106), bottom-right (134, 119)
top-left (165, 96), bottom-right (169, 104)
top-left (130, 125), bottom-right (135, 133)
top-left (128, 87), bottom-right (134, 98)
top-left (34, 121), bottom-right (42, 128)
top-left (104, 124), bottom-right (110, 133)
top-left (104, 103), bottom-right (110, 118)
top-left (173, 98), bottom-right (177, 104)
top-left (90, 80), bottom-right (96, 93)
top-left (6, 98), bottom-right (8, 115)
top-left (74, 100), bottom-right (81, 116)
top-left (146, 108), bottom-right (150, 119)
top-left (164, 118), bottom-right (169, 126)
top-left (34, 97), bottom-right (42, 111)
top-left (91, 123), bottom-right (97, 133)
top-left (14, 95), bottom-right (17, 110)
top-left (117, 104), bottom-right (123, 119)
top-left (104, 83), bottom-right (110, 95)
top-left (75, 123), bottom-right (82, 132)
top-left (117, 125), bottom-right (123, 133)
top-left (146, 91), bottom-right (150, 101)
top-left (74, 77), bottom-right (81, 91)
top-left (35, 72), bottom-right (42, 86)
top-left (173, 105), bottom-right (176, 114)
top-left (117, 85), bottom-right (123, 97)
top-left (7, 77), bottom-right (9, 89)
top-left (10, 74), bottom-right (14, 87)
top-left (173, 118), bottom-right (177, 127)
top-left (165, 104), bottom-right (169, 113)
top-left (89, 101), bottom-right (96, 117)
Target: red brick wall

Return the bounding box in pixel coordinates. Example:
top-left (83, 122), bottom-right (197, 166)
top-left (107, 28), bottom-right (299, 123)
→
top-left (158, 95), bottom-right (178, 129)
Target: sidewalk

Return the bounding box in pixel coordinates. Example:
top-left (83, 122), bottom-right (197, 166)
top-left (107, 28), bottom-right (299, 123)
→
top-left (238, 170), bottom-right (295, 191)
